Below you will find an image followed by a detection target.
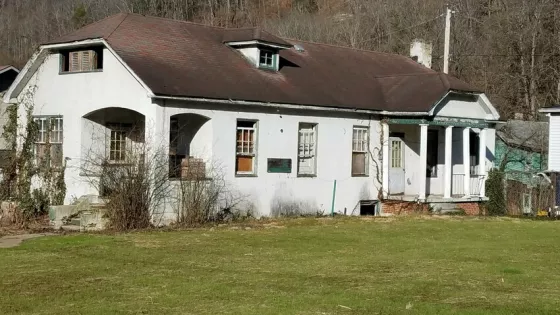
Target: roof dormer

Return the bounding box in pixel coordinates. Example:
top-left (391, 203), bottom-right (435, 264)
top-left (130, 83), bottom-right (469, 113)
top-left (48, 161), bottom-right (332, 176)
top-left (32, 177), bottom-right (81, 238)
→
top-left (223, 27), bottom-right (292, 71)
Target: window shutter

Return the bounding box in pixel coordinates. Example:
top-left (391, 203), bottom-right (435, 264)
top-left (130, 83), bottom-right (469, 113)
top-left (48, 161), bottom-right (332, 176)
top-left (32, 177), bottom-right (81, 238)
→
top-left (81, 50), bottom-right (91, 71)
top-left (69, 51), bottom-right (80, 72)
top-left (60, 53), bottom-right (66, 72)
top-left (92, 51), bottom-right (98, 70)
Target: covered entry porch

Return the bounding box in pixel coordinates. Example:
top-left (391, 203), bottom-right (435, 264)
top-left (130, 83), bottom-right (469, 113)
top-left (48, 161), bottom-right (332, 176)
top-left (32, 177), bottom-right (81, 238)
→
top-left (382, 117), bottom-right (492, 201)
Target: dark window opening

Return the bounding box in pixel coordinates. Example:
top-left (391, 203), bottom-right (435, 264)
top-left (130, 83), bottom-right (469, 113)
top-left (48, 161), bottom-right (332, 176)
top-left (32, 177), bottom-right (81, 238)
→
top-left (168, 117), bottom-right (184, 178)
top-left (469, 132), bottom-right (480, 175)
top-left (360, 201), bottom-right (378, 216)
top-left (427, 130), bottom-right (438, 177)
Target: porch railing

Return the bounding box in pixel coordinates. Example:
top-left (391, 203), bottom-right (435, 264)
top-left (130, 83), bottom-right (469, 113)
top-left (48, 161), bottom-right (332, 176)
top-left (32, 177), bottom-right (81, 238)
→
top-left (451, 174), bottom-right (484, 196)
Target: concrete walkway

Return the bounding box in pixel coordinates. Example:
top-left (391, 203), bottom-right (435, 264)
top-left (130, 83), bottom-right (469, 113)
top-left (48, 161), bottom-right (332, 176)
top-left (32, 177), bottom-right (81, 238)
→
top-left (0, 233), bottom-right (55, 249)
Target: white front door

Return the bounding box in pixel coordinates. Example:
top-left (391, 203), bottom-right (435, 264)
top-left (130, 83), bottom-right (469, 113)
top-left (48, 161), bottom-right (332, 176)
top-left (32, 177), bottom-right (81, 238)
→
top-left (388, 136), bottom-right (405, 194)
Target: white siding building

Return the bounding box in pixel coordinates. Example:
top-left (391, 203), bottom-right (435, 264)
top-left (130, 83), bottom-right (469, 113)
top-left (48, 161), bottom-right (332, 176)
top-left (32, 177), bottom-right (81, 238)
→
top-left (3, 14), bottom-right (501, 221)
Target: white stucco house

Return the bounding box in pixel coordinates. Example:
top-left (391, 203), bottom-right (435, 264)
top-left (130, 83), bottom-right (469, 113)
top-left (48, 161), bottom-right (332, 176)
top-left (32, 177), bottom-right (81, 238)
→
top-left (3, 13), bottom-right (500, 220)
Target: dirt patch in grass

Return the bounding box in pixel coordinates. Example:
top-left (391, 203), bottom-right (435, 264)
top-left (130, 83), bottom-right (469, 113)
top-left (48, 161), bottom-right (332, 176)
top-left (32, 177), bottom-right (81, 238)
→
top-left (0, 233), bottom-right (55, 248)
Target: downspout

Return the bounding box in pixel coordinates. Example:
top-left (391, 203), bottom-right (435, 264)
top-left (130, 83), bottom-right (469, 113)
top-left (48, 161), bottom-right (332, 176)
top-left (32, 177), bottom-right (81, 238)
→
top-left (331, 180), bottom-right (337, 216)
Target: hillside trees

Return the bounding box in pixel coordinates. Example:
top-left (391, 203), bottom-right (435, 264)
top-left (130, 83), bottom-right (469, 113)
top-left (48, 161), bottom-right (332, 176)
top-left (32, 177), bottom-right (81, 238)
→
top-left (0, 0), bottom-right (560, 118)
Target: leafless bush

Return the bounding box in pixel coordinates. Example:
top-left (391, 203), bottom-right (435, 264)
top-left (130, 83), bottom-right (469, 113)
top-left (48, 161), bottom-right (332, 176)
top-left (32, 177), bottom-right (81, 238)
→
top-left (174, 161), bottom-right (248, 226)
top-left (81, 124), bottom-right (171, 231)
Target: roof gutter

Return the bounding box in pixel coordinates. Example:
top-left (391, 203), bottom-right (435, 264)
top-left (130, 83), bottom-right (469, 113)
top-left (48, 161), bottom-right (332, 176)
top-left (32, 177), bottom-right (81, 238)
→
top-left (152, 95), bottom-right (429, 117)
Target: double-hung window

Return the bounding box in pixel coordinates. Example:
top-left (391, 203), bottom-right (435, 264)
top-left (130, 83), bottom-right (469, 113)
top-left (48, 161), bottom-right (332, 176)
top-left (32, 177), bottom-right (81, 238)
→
top-left (352, 127), bottom-right (369, 176)
top-left (297, 123), bottom-right (317, 176)
top-left (236, 120), bottom-right (257, 175)
top-left (34, 116), bottom-right (63, 167)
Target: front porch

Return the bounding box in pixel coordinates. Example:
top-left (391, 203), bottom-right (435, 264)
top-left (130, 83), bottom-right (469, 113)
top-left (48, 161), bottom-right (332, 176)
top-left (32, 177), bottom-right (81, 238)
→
top-left (382, 117), bottom-right (491, 202)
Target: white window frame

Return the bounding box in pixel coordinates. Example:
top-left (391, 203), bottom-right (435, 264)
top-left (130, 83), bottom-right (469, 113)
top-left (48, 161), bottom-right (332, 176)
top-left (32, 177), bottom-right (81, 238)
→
top-left (107, 123), bottom-right (130, 163)
top-left (258, 49), bottom-right (277, 70)
top-left (390, 139), bottom-right (403, 169)
top-left (236, 120), bottom-right (258, 175)
top-left (352, 126), bottom-right (369, 176)
top-left (297, 123), bottom-right (318, 176)
top-left (33, 116), bottom-right (63, 167)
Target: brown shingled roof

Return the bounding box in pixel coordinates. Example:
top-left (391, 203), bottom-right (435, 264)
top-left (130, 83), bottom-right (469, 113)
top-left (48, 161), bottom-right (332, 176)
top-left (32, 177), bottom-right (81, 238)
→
top-left (46, 13), bottom-right (481, 113)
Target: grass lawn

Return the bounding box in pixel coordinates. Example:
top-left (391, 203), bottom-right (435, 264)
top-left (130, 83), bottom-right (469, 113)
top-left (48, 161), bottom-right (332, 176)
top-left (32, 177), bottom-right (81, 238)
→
top-left (1, 217), bottom-right (560, 314)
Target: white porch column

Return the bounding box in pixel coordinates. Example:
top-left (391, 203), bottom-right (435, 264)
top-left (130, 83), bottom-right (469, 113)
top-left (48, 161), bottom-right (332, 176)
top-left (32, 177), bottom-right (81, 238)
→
top-left (443, 126), bottom-right (453, 198)
top-left (463, 127), bottom-right (471, 197)
top-left (382, 122), bottom-right (390, 199)
top-left (478, 128), bottom-right (487, 198)
top-left (419, 124), bottom-right (428, 200)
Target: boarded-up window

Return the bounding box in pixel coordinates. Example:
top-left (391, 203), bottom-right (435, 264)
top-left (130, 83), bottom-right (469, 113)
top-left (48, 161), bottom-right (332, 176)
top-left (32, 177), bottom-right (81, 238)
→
top-left (352, 127), bottom-right (368, 176)
top-left (60, 48), bottom-right (103, 73)
top-left (34, 117), bottom-right (63, 167)
top-left (298, 123), bottom-right (317, 176)
top-left (236, 120), bottom-right (257, 174)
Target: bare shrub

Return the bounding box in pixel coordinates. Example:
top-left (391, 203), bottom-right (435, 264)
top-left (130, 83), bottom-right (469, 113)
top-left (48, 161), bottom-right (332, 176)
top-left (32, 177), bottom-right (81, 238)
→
top-left (174, 162), bottom-right (247, 226)
top-left (81, 124), bottom-right (171, 231)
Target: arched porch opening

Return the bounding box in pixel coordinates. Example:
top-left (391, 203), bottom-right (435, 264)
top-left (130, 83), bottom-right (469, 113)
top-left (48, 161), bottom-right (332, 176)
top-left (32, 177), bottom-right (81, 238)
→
top-left (169, 113), bottom-right (212, 179)
top-left (81, 107), bottom-right (146, 174)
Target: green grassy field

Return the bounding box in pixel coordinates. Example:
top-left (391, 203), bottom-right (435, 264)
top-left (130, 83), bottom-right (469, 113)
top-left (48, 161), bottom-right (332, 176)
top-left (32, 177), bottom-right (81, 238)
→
top-left (1, 217), bottom-right (560, 314)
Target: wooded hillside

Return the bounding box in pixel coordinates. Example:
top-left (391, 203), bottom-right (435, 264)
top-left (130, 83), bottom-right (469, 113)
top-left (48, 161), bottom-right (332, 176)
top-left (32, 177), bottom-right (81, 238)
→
top-left (1, 0), bottom-right (559, 119)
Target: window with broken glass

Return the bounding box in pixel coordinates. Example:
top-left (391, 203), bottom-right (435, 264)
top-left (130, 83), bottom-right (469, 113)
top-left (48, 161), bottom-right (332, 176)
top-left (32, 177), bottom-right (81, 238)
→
top-left (352, 127), bottom-right (369, 176)
top-left (236, 120), bottom-right (258, 175)
top-left (34, 116), bottom-right (63, 167)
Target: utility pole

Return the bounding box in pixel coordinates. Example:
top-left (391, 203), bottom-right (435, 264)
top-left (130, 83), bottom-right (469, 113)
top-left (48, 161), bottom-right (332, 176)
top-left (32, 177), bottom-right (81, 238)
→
top-left (443, 5), bottom-right (453, 74)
